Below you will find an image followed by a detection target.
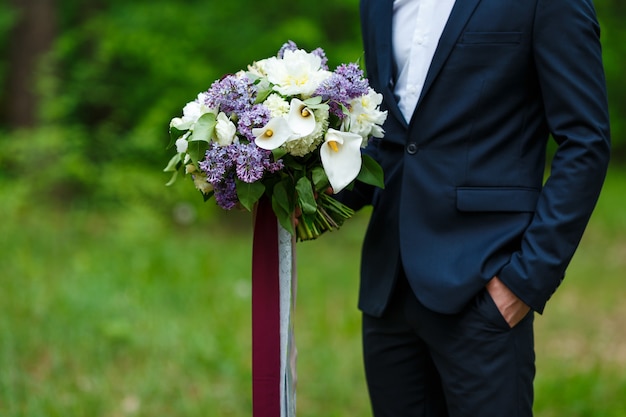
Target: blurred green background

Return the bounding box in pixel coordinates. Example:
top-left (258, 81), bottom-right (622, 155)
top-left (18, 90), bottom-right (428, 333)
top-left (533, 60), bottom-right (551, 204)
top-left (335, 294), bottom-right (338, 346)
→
top-left (1, 0), bottom-right (624, 416)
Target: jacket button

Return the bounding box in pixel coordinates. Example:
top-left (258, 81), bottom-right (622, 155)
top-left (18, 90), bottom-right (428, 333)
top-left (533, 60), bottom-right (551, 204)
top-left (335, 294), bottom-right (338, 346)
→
top-left (407, 143), bottom-right (418, 154)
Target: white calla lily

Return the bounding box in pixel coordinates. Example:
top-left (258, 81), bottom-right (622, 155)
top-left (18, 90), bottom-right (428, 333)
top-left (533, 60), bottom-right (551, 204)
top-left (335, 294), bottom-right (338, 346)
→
top-left (252, 117), bottom-right (294, 150)
top-left (287, 98), bottom-right (316, 137)
top-left (320, 128), bottom-right (363, 193)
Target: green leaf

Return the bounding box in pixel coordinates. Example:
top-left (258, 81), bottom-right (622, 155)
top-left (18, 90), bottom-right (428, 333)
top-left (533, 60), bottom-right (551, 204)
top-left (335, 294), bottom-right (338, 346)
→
top-left (274, 208), bottom-right (295, 235)
top-left (254, 81), bottom-right (273, 104)
top-left (296, 177), bottom-right (317, 215)
top-left (163, 153), bottom-right (182, 172)
top-left (235, 180), bottom-right (265, 212)
top-left (303, 96), bottom-right (323, 105)
top-left (311, 166), bottom-right (329, 190)
top-left (314, 103), bottom-right (330, 113)
top-left (340, 103), bottom-right (351, 120)
top-left (165, 170), bottom-right (179, 187)
top-left (272, 180), bottom-right (293, 214)
top-left (272, 147), bottom-right (288, 160)
top-left (190, 113), bottom-right (216, 143)
top-left (357, 154), bottom-right (385, 189)
top-left (187, 140), bottom-right (209, 165)
top-left (168, 126), bottom-right (186, 146)
top-left (247, 73), bottom-right (273, 104)
top-left (202, 190), bottom-right (215, 202)
top-left (281, 155), bottom-right (306, 170)
top-left (271, 182), bottom-right (294, 235)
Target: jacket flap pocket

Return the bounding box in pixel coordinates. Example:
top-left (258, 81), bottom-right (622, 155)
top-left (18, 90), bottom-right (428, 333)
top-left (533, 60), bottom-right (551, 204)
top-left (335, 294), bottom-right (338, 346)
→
top-left (456, 187), bottom-right (540, 212)
top-left (459, 32), bottom-right (522, 45)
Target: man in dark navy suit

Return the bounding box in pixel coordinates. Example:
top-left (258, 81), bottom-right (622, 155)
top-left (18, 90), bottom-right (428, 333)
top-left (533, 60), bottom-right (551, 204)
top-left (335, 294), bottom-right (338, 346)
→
top-left (341, 0), bottom-right (611, 415)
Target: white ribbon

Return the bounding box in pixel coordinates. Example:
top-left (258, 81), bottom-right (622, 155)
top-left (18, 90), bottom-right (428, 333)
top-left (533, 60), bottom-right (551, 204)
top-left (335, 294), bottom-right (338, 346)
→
top-left (278, 224), bottom-right (297, 417)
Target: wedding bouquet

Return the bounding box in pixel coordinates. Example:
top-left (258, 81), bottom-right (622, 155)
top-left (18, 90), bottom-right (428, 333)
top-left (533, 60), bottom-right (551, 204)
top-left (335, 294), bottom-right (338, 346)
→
top-left (164, 41), bottom-right (387, 241)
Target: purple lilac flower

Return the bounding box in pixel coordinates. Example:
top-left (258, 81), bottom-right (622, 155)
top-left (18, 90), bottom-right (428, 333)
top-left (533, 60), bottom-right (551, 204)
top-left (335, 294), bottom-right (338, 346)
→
top-left (237, 104), bottom-right (271, 141)
top-left (314, 63), bottom-right (370, 118)
top-left (314, 76), bottom-right (351, 118)
top-left (278, 40), bottom-right (298, 58)
top-left (230, 143), bottom-right (267, 183)
top-left (205, 74), bottom-right (255, 116)
top-left (335, 63), bottom-right (370, 97)
top-left (277, 41), bottom-right (328, 70)
top-left (213, 174), bottom-right (239, 210)
top-left (230, 142), bottom-right (284, 182)
top-left (264, 154), bottom-right (284, 173)
top-left (198, 143), bottom-right (234, 184)
top-left (311, 47), bottom-right (329, 70)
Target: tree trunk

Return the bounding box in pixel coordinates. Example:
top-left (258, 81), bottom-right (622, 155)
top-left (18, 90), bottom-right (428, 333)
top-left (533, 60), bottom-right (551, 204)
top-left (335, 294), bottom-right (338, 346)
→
top-left (2, 0), bottom-right (56, 128)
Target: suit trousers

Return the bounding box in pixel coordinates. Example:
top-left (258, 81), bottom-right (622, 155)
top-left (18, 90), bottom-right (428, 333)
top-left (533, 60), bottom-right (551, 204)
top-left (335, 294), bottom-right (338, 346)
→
top-left (362, 269), bottom-right (535, 417)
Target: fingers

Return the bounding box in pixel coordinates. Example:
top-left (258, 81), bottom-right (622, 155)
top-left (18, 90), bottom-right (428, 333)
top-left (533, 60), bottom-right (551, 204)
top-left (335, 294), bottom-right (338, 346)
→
top-left (294, 206), bottom-right (302, 226)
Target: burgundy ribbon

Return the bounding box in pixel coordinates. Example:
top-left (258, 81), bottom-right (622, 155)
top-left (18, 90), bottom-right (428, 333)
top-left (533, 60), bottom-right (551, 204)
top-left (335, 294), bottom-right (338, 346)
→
top-left (251, 198), bottom-right (281, 417)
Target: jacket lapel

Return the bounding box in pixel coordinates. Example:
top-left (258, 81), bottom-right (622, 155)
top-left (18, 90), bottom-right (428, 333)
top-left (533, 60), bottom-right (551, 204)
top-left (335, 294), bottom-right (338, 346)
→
top-left (412, 0), bottom-right (483, 119)
top-left (373, 0), bottom-right (407, 129)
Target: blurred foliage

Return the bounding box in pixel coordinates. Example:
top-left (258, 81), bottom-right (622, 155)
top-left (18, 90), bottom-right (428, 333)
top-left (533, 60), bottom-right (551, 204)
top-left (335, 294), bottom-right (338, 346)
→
top-left (595, 0), bottom-right (626, 159)
top-left (0, 0), bottom-right (362, 207)
top-left (39, 0), bottom-right (361, 157)
top-left (1, 170), bottom-right (625, 416)
top-left (0, 0), bottom-right (623, 208)
top-left (0, 2), bottom-right (17, 84)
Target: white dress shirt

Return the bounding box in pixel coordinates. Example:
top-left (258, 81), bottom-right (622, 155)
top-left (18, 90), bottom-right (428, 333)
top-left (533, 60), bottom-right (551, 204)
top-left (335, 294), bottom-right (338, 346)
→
top-left (392, 0), bottom-right (456, 122)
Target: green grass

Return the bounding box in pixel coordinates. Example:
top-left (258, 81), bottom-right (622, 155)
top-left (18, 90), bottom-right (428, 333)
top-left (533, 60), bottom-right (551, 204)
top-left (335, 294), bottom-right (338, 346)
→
top-left (1, 165), bottom-right (625, 416)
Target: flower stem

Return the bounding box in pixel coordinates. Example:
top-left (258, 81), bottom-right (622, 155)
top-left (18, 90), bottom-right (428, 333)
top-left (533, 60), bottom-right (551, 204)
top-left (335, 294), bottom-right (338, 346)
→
top-left (296, 193), bottom-right (355, 242)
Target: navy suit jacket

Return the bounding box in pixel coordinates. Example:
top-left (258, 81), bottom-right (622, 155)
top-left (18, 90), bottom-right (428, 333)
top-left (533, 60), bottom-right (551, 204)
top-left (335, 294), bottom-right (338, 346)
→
top-left (346, 0), bottom-right (611, 316)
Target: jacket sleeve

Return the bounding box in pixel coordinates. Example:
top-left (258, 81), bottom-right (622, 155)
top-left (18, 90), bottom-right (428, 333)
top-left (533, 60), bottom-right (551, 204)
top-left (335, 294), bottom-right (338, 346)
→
top-left (498, 0), bottom-right (611, 313)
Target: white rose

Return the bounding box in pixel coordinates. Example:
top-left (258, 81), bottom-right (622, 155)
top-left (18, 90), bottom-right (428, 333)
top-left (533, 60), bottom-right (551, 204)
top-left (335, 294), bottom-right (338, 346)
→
top-left (175, 137), bottom-right (189, 153)
top-left (215, 112), bottom-right (237, 146)
top-left (343, 88), bottom-right (387, 145)
top-left (248, 58), bottom-right (269, 76)
top-left (171, 92), bottom-right (216, 131)
top-left (264, 49), bottom-right (332, 97)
